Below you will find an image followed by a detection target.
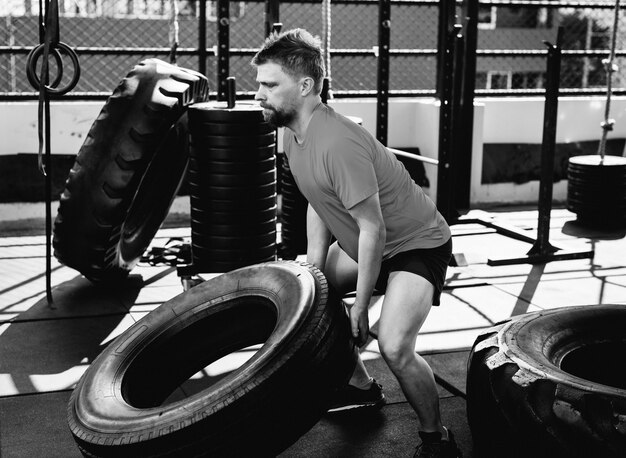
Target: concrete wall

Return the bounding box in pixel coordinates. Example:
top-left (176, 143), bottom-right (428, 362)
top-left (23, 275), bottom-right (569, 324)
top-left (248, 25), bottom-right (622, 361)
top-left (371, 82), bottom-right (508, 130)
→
top-left (474, 96), bottom-right (626, 205)
top-left (2, 96), bottom-right (625, 206)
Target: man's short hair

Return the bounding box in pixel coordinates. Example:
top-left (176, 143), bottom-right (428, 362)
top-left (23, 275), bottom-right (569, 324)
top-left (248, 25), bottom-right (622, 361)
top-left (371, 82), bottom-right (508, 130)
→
top-left (251, 28), bottom-right (326, 94)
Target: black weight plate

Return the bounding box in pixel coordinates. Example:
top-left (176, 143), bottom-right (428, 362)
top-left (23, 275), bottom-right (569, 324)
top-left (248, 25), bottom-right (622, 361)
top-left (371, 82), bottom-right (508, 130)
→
top-left (188, 170), bottom-right (275, 187)
top-left (568, 166), bottom-right (626, 176)
top-left (190, 133), bottom-right (276, 148)
top-left (567, 188), bottom-right (626, 199)
top-left (190, 194), bottom-right (276, 212)
top-left (280, 201), bottom-right (308, 214)
top-left (191, 215), bottom-right (277, 230)
top-left (568, 155), bottom-right (626, 167)
top-left (190, 256), bottom-right (277, 273)
top-left (280, 181), bottom-right (303, 194)
top-left (190, 232), bottom-right (277, 249)
top-left (567, 190), bottom-right (626, 200)
top-left (281, 221), bottom-right (307, 232)
top-left (568, 183), bottom-right (626, 192)
top-left (189, 101), bottom-right (265, 123)
top-left (191, 219), bottom-right (276, 236)
top-left (567, 197), bottom-right (626, 210)
top-left (567, 177), bottom-right (626, 187)
top-left (191, 206), bottom-right (276, 223)
top-left (280, 233), bottom-right (307, 244)
top-left (190, 145), bottom-right (275, 161)
top-left (188, 157), bottom-right (276, 176)
top-left (195, 170), bottom-right (276, 187)
top-left (189, 120), bottom-right (274, 136)
top-left (282, 199), bottom-right (309, 212)
top-left (191, 243), bottom-right (276, 259)
top-left (188, 182), bottom-right (276, 200)
top-left (280, 177), bottom-right (300, 188)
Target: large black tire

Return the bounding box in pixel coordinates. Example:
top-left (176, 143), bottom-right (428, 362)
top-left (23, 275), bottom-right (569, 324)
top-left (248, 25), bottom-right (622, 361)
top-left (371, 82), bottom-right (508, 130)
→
top-left (467, 304), bottom-right (626, 458)
top-left (53, 59), bottom-right (209, 283)
top-left (67, 261), bottom-right (356, 457)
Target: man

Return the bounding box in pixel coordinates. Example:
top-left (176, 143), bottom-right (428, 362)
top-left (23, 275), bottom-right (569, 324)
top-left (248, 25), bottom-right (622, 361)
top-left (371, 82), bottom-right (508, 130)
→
top-left (252, 29), bottom-right (461, 458)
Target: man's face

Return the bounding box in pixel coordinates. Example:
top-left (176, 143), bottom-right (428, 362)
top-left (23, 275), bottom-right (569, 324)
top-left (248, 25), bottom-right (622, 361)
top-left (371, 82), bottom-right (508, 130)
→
top-left (254, 62), bottom-right (301, 128)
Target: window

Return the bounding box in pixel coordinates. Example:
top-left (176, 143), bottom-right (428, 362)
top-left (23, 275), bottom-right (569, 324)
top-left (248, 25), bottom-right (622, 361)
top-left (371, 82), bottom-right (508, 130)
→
top-left (512, 71), bottom-right (544, 89)
top-left (478, 6), bottom-right (497, 30)
top-left (478, 4), bottom-right (553, 30)
top-left (488, 71), bottom-right (512, 89)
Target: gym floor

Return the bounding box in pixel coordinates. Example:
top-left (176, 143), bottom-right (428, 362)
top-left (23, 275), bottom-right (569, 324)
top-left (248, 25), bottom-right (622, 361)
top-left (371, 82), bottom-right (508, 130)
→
top-left (1, 201), bottom-right (625, 457)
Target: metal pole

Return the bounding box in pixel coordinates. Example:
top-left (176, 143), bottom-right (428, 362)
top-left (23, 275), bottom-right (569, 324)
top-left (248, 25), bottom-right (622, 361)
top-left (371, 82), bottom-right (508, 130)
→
top-left (436, 0), bottom-right (456, 99)
top-left (436, 25), bottom-right (462, 224)
top-left (376, 0), bottom-right (391, 145)
top-left (217, 0), bottom-right (230, 101)
top-left (265, 0), bottom-right (280, 37)
top-left (528, 27), bottom-right (563, 256)
top-left (199, 0), bottom-right (207, 77)
top-left (456, 0), bottom-right (478, 211)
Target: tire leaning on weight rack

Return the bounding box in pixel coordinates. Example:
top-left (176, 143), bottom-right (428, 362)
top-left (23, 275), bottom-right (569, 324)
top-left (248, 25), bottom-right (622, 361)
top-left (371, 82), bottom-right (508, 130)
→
top-left (466, 304), bottom-right (626, 458)
top-left (67, 261), bottom-right (356, 457)
top-left (53, 59), bottom-right (209, 283)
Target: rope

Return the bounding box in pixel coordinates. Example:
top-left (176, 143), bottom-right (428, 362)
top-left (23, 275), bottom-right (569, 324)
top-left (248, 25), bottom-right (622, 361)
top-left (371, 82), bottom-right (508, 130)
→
top-left (322, 0), bottom-right (332, 97)
top-left (597, 0), bottom-right (621, 160)
top-left (169, 0), bottom-right (180, 64)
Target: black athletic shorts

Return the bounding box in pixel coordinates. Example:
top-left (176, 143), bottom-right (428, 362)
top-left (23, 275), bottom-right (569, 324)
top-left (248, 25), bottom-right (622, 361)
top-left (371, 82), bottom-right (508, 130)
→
top-left (374, 237), bottom-right (452, 306)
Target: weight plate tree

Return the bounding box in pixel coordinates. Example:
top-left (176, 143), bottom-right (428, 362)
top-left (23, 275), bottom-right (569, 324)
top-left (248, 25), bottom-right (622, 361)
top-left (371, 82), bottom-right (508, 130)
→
top-left (188, 101), bottom-right (277, 272)
top-left (67, 261), bottom-right (356, 457)
top-left (53, 59), bottom-right (210, 283)
top-left (567, 155), bottom-right (626, 228)
top-left (467, 304), bottom-right (626, 458)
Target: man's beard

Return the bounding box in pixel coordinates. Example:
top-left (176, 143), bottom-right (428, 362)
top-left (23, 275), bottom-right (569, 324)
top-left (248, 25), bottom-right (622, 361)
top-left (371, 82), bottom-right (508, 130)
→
top-left (262, 105), bottom-right (295, 128)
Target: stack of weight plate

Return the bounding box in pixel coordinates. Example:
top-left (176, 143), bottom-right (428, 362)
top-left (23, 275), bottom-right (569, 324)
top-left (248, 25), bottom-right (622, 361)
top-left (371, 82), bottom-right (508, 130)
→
top-left (567, 154), bottom-right (626, 229)
top-left (279, 153), bottom-right (308, 260)
top-left (188, 101), bottom-right (277, 272)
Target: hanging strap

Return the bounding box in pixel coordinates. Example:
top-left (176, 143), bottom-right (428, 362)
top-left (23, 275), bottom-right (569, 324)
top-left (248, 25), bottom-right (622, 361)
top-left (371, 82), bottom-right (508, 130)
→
top-left (26, 0), bottom-right (80, 307)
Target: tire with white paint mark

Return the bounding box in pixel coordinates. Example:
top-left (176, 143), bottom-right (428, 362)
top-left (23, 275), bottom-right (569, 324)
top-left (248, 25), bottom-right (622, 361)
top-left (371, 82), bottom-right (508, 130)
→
top-left (467, 304), bottom-right (626, 458)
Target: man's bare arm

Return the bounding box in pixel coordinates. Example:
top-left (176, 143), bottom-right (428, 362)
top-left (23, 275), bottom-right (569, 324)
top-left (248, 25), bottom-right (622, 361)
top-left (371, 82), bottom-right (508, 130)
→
top-left (347, 192), bottom-right (386, 345)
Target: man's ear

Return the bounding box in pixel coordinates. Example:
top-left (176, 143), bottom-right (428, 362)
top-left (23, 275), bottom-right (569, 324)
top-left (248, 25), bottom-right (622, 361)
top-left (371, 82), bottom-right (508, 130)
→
top-left (300, 77), bottom-right (315, 96)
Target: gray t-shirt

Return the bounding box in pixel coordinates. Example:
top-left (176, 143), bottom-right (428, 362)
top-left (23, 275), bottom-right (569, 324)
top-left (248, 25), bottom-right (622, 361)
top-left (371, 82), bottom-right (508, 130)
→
top-left (283, 103), bottom-right (451, 262)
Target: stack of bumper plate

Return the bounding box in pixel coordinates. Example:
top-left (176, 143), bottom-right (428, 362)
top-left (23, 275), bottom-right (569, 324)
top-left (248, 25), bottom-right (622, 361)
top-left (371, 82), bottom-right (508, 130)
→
top-left (188, 101), bottom-right (277, 272)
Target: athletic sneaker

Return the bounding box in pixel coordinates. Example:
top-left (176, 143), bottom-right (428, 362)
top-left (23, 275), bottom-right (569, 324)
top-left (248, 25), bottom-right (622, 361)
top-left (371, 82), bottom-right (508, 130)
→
top-left (414, 428), bottom-right (462, 458)
top-left (327, 380), bottom-right (386, 412)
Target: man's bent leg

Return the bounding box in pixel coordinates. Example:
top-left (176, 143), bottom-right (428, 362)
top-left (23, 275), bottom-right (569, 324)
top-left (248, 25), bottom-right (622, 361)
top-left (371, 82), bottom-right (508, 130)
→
top-left (324, 242), bottom-right (383, 410)
top-left (377, 271), bottom-right (443, 434)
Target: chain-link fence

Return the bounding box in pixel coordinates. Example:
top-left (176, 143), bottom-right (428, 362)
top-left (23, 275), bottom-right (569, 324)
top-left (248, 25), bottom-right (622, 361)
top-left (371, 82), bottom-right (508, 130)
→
top-left (0, 0), bottom-right (624, 98)
top-left (475, 1), bottom-right (626, 94)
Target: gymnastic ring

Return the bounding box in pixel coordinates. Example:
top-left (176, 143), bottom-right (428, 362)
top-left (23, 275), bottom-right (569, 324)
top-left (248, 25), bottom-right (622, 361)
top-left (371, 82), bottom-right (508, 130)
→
top-left (26, 42), bottom-right (80, 95)
top-left (26, 45), bottom-right (63, 90)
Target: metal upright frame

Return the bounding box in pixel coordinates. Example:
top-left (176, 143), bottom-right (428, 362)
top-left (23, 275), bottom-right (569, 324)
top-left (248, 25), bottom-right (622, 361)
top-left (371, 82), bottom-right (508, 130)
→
top-left (441, 20), bottom-right (594, 265)
top-left (376, 0), bottom-right (391, 145)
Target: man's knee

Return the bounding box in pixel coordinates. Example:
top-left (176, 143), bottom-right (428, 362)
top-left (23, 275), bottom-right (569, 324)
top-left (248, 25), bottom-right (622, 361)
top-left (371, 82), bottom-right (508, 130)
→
top-left (378, 333), bottom-right (413, 371)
